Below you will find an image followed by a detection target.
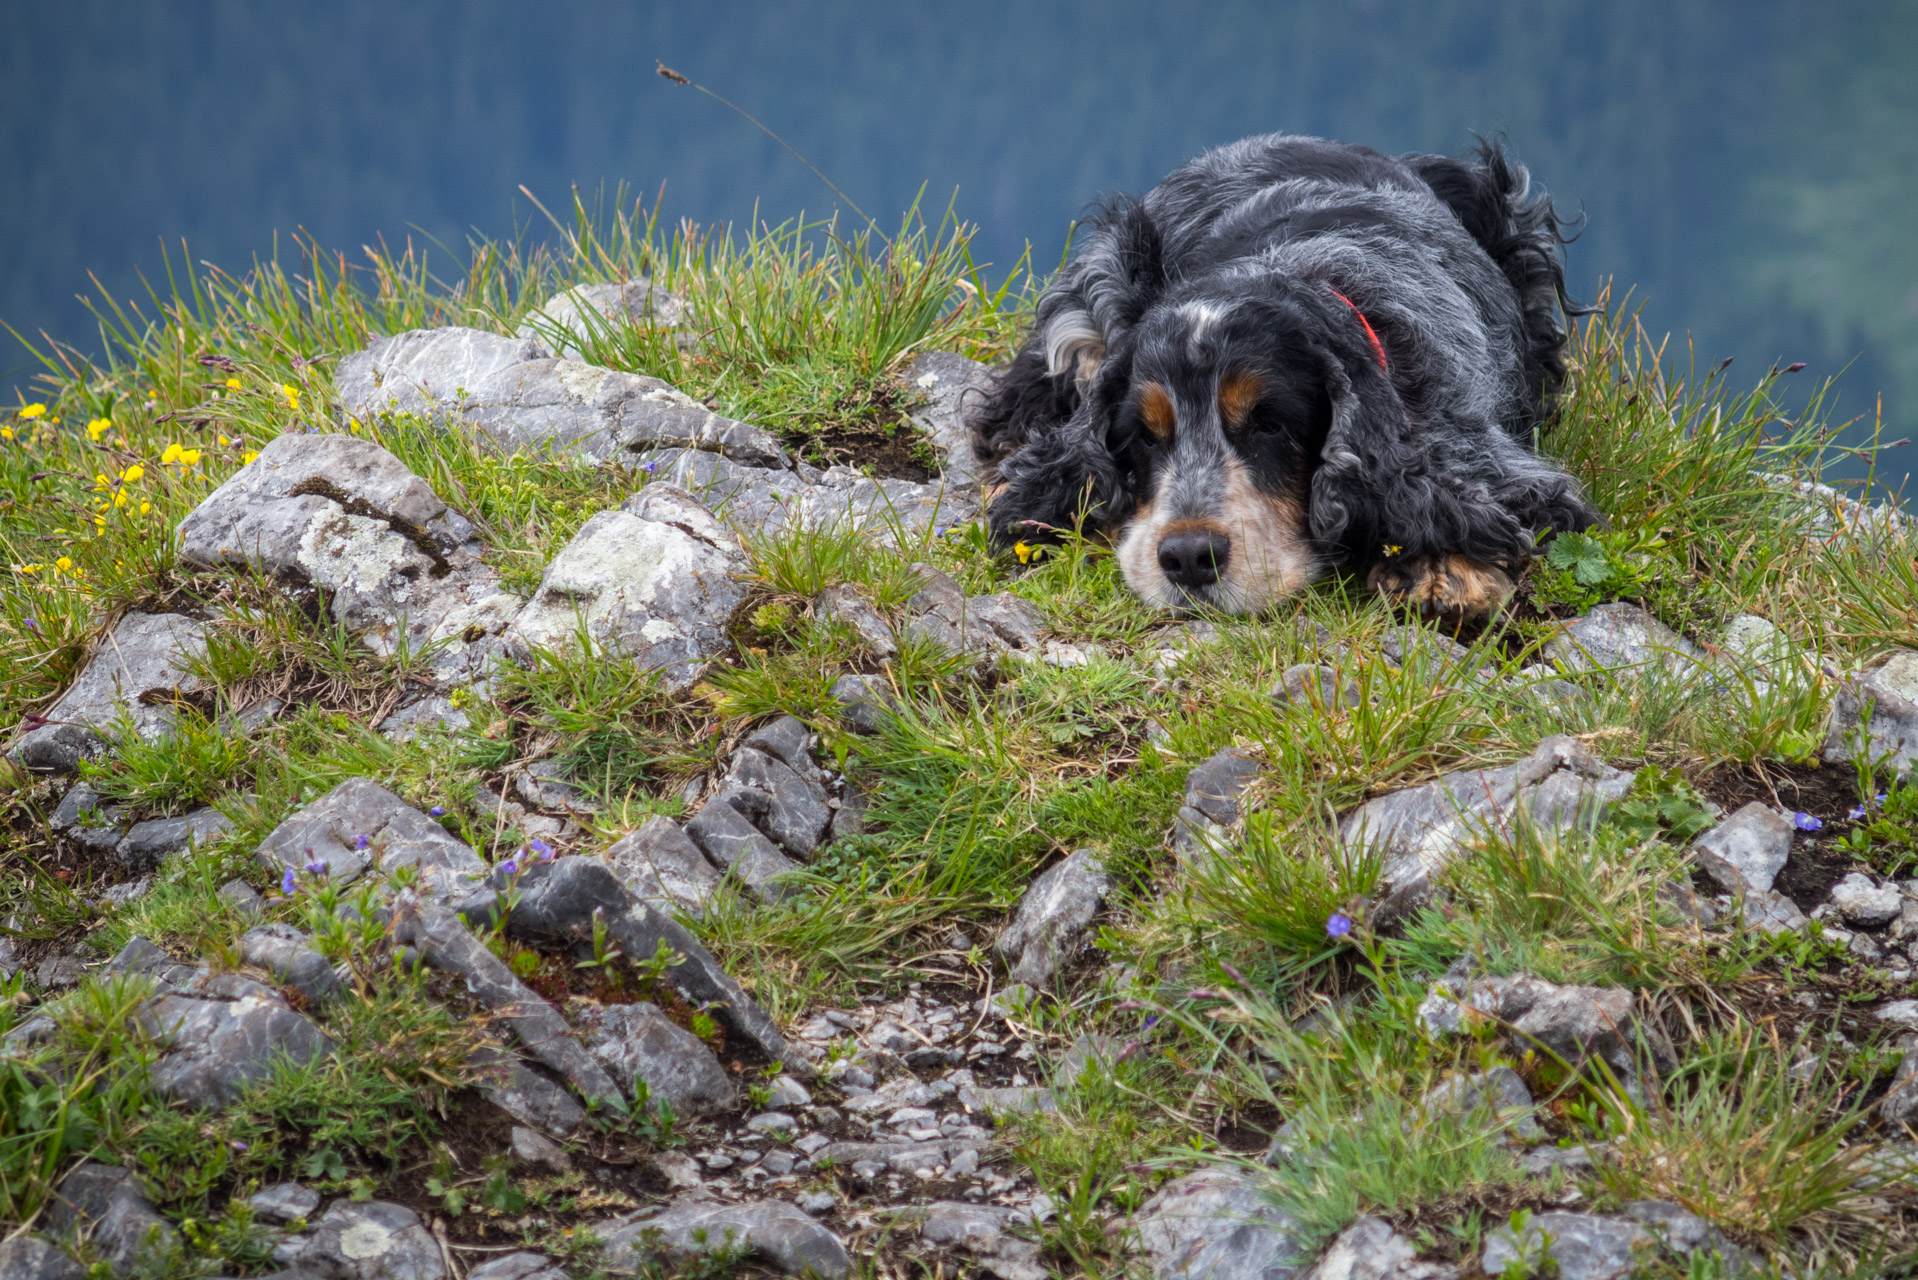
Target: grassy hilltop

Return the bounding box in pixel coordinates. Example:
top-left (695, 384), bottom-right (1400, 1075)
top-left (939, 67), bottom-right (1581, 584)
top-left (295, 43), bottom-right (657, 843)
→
top-left (3, 196), bottom-right (1918, 1279)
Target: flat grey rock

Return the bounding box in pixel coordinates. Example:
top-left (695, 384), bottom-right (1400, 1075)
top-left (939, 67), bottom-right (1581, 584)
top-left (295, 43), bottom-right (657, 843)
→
top-left (48, 1163), bottom-right (179, 1276)
top-left (137, 970), bottom-right (334, 1109)
top-left (742, 715), bottom-right (823, 781)
top-left (1419, 972), bottom-right (1670, 1076)
top-left (248, 1182), bottom-right (321, 1225)
top-left (288, 1199), bottom-right (445, 1280)
top-left (1618, 1200), bottom-right (1743, 1263)
top-left (685, 787), bottom-right (805, 902)
top-left (1826, 650), bottom-right (1918, 776)
top-left (255, 776), bottom-right (487, 906)
top-left (241, 923), bottom-right (345, 1006)
top-left (596, 1198), bottom-right (850, 1279)
top-left (175, 433), bottom-right (518, 682)
top-left (51, 782), bottom-right (106, 831)
top-left (469, 1044), bottom-right (586, 1137)
top-left (726, 746), bottom-right (831, 858)
top-left (1341, 736), bottom-right (1634, 923)
top-left (218, 878), bottom-right (265, 919)
top-left (1545, 602), bottom-right (1703, 676)
top-left (997, 848), bottom-right (1111, 986)
top-left (1416, 1066), bottom-right (1543, 1142)
top-left (1300, 1215), bottom-right (1457, 1280)
top-left (0, 1237), bottom-right (83, 1280)
top-left (1271, 663), bottom-right (1359, 710)
top-left (636, 444), bottom-right (972, 540)
top-left (377, 694), bottom-right (470, 742)
top-left (815, 584), bottom-right (897, 658)
top-left (602, 815), bottom-right (723, 918)
top-left (1185, 750), bottom-right (1263, 827)
top-left (516, 280), bottom-right (690, 360)
top-left (1691, 802), bottom-right (1792, 895)
top-left (336, 325), bottom-right (780, 468)
top-left (1744, 888), bottom-right (1810, 935)
top-left (576, 1000), bottom-right (735, 1115)
top-left (475, 855), bottom-right (796, 1068)
top-left (832, 673), bottom-right (896, 734)
top-left (1133, 1168), bottom-right (1304, 1280)
top-left (1481, 1212), bottom-right (1650, 1280)
top-left (920, 1200), bottom-right (1010, 1248)
top-left (503, 483), bottom-right (744, 694)
top-left (1881, 1033), bottom-right (1918, 1128)
top-left (13, 613), bottom-right (208, 773)
top-left (391, 900), bottom-right (620, 1106)
top-left (1830, 872), bottom-right (1903, 927)
top-left (465, 1250), bottom-right (566, 1280)
top-left (116, 806), bottom-right (231, 871)
top-left (902, 351), bottom-right (993, 490)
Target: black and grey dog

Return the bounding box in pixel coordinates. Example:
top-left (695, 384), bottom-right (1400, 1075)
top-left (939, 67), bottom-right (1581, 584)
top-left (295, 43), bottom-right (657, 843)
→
top-left (967, 135), bottom-right (1600, 624)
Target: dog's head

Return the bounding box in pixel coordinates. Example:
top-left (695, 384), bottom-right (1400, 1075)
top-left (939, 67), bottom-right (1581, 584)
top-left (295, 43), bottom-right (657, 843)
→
top-left (1105, 283), bottom-right (1387, 613)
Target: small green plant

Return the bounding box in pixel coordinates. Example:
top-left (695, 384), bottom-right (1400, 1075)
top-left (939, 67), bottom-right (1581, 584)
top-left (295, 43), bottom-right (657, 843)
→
top-left (575, 907), bottom-right (625, 975)
top-left (1533, 527), bottom-right (1669, 612)
top-left (1610, 767), bottom-right (1718, 845)
top-left (1494, 1208), bottom-right (1561, 1280)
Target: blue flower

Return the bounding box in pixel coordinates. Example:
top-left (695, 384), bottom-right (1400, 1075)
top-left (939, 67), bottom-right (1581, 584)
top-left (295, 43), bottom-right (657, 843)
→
top-left (933, 525), bottom-right (946, 538)
top-left (639, 461), bottom-right (658, 474)
top-left (280, 866), bottom-right (298, 894)
top-left (1326, 912), bottom-right (1353, 939)
top-left (352, 833), bottom-right (371, 850)
top-left (303, 857), bottom-right (328, 876)
top-left (529, 838), bottom-right (554, 861)
top-left (22, 617), bottom-right (37, 632)
top-left (1792, 812), bottom-right (1823, 832)
top-left (429, 805), bottom-right (445, 817)
top-left (500, 857), bottom-right (520, 876)
top-left (1851, 805), bottom-right (1868, 821)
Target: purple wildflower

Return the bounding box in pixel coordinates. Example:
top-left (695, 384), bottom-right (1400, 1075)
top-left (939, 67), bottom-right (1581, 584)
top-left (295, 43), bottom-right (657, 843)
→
top-left (303, 856), bottom-right (328, 876)
top-left (280, 866), bottom-right (298, 894)
top-left (639, 461), bottom-right (658, 474)
top-left (1792, 812), bottom-right (1823, 832)
top-left (429, 805), bottom-right (445, 817)
top-left (1142, 1015), bottom-right (1159, 1032)
top-left (229, 1140), bottom-right (249, 1153)
top-left (529, 838), bottom-right (554, 861)
top-left (933, 525), bottom-right (946, 538)
top-left (352, 833), bottom-right (371, 850)
top-left (500, 857), bottom-right (520, 876)
top-left (22, 617), bottom-right (38, 632)
top-left (1326, 912), bottom-right (1354, 939)
top-left (1851, 805), bottom-right (1868, 821)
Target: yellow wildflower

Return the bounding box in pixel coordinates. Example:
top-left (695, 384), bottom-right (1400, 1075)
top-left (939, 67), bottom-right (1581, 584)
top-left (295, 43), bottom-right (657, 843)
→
top-left (19, 404), bottom-right (45, 419)
top-left (242, 450), bottom-right (259, 464)
top-left (282, 383), bottom-right (301, 408)
top-left (122, 464), bottom-right (144, 483)
top-left (140, 501), bottom-right (151, 514)
top-left (180, 448), bottom-right (200, 466)
top-left (225, 378), bottom-right (242, 390)
top-left (16, 563), bottom-right (41, 575)
top-left (112, 491), bottom-right (127, 508)
top-left (1013, 541), bottom-right (1044, 565)
top-left (218, 435), bottom-right (230, 446)
top-left (86, 418), bottom-right (110, 440)
top-left (1383, 544), bottom-right (1402, 556)
top-left (94, 473), bottom-right (109, 489)
top-left (1, 427), bottom-right (13, 441)
top-left (161, 443), bottom-right (181, 464)
top-left (93, 516), bottom-right (105, 529)
top-left (54, 556), bottom-right (72, 573)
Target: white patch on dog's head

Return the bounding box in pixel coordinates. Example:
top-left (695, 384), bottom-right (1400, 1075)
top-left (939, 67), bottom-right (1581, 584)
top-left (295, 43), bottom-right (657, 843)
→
top-left (1043, 308), bottom-right (1105, 389)
top-left (1177, 301), bottom-right (1228, 356)
top-left (1115, 457), bottom-right (1317, 613)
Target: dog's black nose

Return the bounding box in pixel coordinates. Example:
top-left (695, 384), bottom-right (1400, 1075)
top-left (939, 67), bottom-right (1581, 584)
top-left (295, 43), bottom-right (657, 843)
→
top-left (1157, 530), bottom-right (1231, 589)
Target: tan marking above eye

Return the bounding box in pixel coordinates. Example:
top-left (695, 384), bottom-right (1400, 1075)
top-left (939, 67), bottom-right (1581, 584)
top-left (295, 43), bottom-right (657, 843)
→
top-left (1219, 371), bottom-right (1265, 429)
top-left (1139, 382), bottom-right (1175, 440)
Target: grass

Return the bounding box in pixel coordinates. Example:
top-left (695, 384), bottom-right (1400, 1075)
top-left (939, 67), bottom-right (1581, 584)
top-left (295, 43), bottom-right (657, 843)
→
top-left (4, 189), bottom-right (1918, 1277)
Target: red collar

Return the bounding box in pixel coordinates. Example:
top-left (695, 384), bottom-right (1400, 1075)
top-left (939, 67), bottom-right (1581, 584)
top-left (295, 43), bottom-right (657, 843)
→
top-left (1327, 287), bottom-right (1388, 374)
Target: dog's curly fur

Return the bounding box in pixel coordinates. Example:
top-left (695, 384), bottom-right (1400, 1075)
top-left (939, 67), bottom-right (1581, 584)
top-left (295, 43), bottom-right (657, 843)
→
top-left (967, 134), bottom-right (1600, 622)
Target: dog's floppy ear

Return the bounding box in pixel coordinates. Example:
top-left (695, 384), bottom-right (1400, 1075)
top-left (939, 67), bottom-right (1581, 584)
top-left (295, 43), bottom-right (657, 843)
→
top-left (1308, 352), bottom-right (1595, 565)
top-left (1040, 199), bottom-right (1167, 390)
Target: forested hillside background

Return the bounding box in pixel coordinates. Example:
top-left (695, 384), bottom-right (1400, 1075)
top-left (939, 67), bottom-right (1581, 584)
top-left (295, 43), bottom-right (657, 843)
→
top-left (4, 0), bottom-right (1914, 494)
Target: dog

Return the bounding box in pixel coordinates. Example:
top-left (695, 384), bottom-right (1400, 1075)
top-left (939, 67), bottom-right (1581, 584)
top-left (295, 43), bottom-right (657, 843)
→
top-left (966, 135), bottom-right (1600, 625)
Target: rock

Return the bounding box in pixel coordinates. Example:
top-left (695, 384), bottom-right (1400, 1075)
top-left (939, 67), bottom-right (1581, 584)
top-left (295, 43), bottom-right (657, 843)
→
top-left (510, 761), bottom-right (592, 816)
top-left (13, 613), bottom-right (208, 773)
top-left (50, 782), bottom-right (106, 831)
top-left (1545, 603), bottom-right (1704, 676)
top-left (218, 878), bottom-right (265, 919)
top-left (1743, 889), bottom-right (1809, 935)
top-left (1691, 802), bottom-right (1792, 895)
top-left (1300, 1215), bottom-right (1457, 1280)
top-left (1520, 1145), bottom-right (1599, 1178)
top-left (1824, 651), bottom-right (1918, 777)
top-left (48, 1163), bottom-right (180, 1276)
top-left (468, 1045), bottom-right (587, 1137)
top-left (1877, 1001), bottom-right (1918, 1028)
top-left (902, 351), bottom-right (993, 489)
top-left (794, 1191), bottom-right (836, 1216)
top-left (113, 807), bottom-right (232, 871)
top-left (248, 1183), bottom-right (321, 1225)
top-left (391, 899), bottom-right (621, 1106)
top-left (832, 673), bottom-right (897, 734)
top-left (996, 849), bottom-right (1111, 986)
top-left (176, 433), bottom-right (517, 682)
top-left (107, 936), bottom-right (198, 990)
top-left (725, 747), bottom-right (831, 858)
top-left (1512, 984), bottom-right (1672, 1078)
top-left (466, 1252), bottom-right (568, 1280)
top-left (287, 1200), bottom-right (446, 1280)
top-left (509, 1126), bottom-right (572, 1172)
top-left (137, 970), bottom-right (334, 1110)
top-left (0, 1237), bottom-right (83, 1280)
top-left (1481, 1212), bottom-right (1651, 1280)
top-left (516, 280), bottom-right (690, 360)
top-left (336, 325), bottom-right (781, 468)
top-left (767, 1075), bottom-right (813, 1108)
top-left (1881, 1034), bottom-right (1918, 1128)
top-left (1831, 872), bottom-right (1904, 928)
top-left (377, 694), bottom-right (470, 742)
top-left (1340, 736), bottom-right (1634, 923)
top-left (815, 585), bottom-right (897, 659)
top-left (637, 445), bottom-right (972, 540)
top-left (576, 1001), bottom-right (735, 1115)
top-left (1767, 475), bottom-right (1914, 544)
top-left (1271, 663), bottom-right (1360, 710)
top-left (921, 1200), bottom-right (1010, 1249)
top-left (255, 777), bottom-right (487, 906)
top-left (966, 594), bottom-right (1046, 654)
top-left (596, 1198), bottom-right (851, 1279)
top-left (970, 1085), bottom-right (1056, 1116)
top-left (503, 484), bottom-right (745, 694)
top-left (1618, 1200), bottom-right (1743, 1263)
top-left (1380, 626), bottom-right (1476, 672)
top-left (1416, 1067), bottom-right (1544, 1142)
top-left (601, 816), bottom-right (724, 919)
top-left (648, 1150), bottom-right (704, 1190)
top-left (240, 923), bottom-right (346, 1006)
top-left (746, 1110), bottom-right (796, 1135)
top-left (477, 855), bottom-right (796, 1068)
top-left (1133, 1168), bottom-right (1303, 1280)
top-left (685, 787), bottom-right (805, 902)
top-left (1185, 750), bottom-right (1263, 827)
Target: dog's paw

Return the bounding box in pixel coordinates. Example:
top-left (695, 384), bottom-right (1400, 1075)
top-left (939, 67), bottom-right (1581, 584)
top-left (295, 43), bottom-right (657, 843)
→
top-left (1367, 554), bottom-right (1513, 626)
